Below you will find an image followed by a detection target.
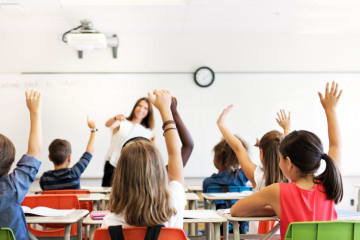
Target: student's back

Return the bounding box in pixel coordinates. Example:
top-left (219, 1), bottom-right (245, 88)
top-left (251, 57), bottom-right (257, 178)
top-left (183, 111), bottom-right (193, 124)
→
top-left (40, 118), bottom-right (96, 190)
top-left (0, 90), bottom-right (42, 240)
top-left (279, 182), bottom-right (337, 238)
top-left (102, 90), bottom-right (186, 229)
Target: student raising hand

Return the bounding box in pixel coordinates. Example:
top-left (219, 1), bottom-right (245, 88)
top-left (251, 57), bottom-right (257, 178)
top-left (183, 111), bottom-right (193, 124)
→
top-left (318, 81), bottom-right (342, 166)
top-left (276, 109), bottom-right (291, 135)
top-left (25, 89), bottom-right (41, 113)
top-left (217, 104), bottom-right (234, 125)
top-left (217, 105), bottom-right (257, 188)
top-left (25, 89), bottom-right (42, 158)
top-left (148, 90), bottom-right (183, 184)
top-left (148, 90), bottom-right (172, 112)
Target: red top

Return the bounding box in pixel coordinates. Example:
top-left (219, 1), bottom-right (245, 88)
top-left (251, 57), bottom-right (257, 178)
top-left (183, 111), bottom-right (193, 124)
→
top-left (279, 182), bottom-right (337, 240)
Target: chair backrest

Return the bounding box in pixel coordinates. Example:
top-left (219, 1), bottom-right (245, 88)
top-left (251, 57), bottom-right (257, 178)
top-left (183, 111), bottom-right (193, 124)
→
top-left (22, 195), bottom-right (80, 237)
top-left (22, 194), bottom-right (80, 209)
top-left (285, 221), bottom-right (360, 240)
top-left (0, 228), bottom-right (15, 240)
top-left (41, 189), bottom-right (91, 195)
top-left (94, 227), bottom-right (187, 240)
top-left (41, 189), bottom-right (92, 211)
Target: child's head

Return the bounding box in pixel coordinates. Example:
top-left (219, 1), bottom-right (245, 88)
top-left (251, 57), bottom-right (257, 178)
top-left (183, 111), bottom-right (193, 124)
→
top-left (109, 139), bottom-right (176, 226)
top-left (213, 136), bottom-right (248, 173)
top-left (48, 139), bottom-right (72, 167)
top-left (128, 97), bottom-right (155, 129)
top-left (0, 134), bottom-right (16, 176)
top-left (257, 130), bottom-right (286, 186)
top-left (279, 130), bottom-right (343, 203)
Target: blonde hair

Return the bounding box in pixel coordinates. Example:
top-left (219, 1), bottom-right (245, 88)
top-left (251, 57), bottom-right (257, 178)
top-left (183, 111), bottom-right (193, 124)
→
top-left (109, 140), bottom-right (176, 226)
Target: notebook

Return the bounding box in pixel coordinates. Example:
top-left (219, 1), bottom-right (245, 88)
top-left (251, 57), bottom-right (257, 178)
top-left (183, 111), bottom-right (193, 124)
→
top-left (22, 206), bottom-right (75, 217)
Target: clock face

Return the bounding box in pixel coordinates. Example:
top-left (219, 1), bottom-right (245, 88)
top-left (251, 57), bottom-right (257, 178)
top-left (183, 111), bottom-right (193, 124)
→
top-left (194, 67), bottom-right (215, 88)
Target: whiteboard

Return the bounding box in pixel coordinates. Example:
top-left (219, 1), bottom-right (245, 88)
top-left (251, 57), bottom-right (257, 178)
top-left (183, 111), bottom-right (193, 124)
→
top-left (0, 73), bottom-right (359, 178)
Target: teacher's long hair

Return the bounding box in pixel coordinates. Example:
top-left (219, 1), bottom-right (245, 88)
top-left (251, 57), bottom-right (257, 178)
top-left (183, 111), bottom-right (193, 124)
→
top-left (113, 97), bottom-right (154, 135)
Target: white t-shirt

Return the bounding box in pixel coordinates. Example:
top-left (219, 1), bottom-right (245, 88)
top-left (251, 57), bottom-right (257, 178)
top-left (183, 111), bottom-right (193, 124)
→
top-left (253, 166), bottom-right (265, 192)
top-left (104, 120), bottom-right (153, 167)
top-left (102, 181), bottom-right (186, 229)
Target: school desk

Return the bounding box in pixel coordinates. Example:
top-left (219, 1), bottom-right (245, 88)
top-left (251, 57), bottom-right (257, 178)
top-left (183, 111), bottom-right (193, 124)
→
top-left (202, 192), bottom-right (252, 210)
top-left (219, 213), bottom-right (280, 240)
top-left (185, 192), bottom-right (200, 236)
top-left (186, 184), bottom-right (203, 193)
top-left (25, 209), bottom-right (89, 240)
top-left (81, 186), bottom-right (112, 194)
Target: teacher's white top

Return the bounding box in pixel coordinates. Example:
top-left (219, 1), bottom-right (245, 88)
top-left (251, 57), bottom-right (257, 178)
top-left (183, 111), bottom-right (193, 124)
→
top-left (105, 119), bottom-right (153, 167)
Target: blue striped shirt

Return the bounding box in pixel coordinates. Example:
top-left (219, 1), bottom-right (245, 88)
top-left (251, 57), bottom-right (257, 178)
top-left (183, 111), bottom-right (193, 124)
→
top-left (39, 152), bottom-right (92, 190)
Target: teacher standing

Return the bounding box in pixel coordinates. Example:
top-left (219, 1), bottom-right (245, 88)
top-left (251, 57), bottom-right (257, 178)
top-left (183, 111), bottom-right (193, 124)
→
top-left (102, 97), bottom-right (154, 187)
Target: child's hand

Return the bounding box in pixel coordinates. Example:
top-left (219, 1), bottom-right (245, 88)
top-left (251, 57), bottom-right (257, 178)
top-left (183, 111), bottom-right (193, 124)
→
top-left (87, 116), bottom-right (96, 129)
top-left (148, 90), bottom-right (172, 112)
top-left (170, 97), bottom-right (178, 113)
top-left (276, 109), bottom-right (291, 132)
top-left (115, 114), bottom-right (125, 121)
top-left (217, 104), bottom-right (233, 125)
top-left (25, 89), bottom-right (41, 114)
top-left (318, 81), bottom-right (342, 111)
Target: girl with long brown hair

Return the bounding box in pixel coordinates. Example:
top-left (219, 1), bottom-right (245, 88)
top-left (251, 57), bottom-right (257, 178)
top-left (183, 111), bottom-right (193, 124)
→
top-left (217, 106), bottom-right (289, 191)
top-left (101, 97), bottom-right (155, 187)
top-left (102, 90), bottom-right (186, 228)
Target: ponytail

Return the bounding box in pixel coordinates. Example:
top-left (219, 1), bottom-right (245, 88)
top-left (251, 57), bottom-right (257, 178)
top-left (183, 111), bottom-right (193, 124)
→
top-left (260, 130), bottom-right (287, 186)
top-left (314, 153), bottom-right (343, 204)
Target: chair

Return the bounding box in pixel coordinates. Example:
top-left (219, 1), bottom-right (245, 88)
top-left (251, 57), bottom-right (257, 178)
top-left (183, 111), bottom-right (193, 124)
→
top-left (285, 221), bottom-right (360, 240)
top-left (93, 227), bottom-right (187, 240)
top-left (22, 195), bottom-right (80, 238)
top-left (41, 189), bottom-right (93, 212)
top-left (0, 228), bottom-right (15, 240)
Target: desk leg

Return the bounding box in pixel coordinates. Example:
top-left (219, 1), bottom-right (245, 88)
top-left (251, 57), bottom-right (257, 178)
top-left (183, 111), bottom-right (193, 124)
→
top-left (205, 222), bottom-right (211, 240)
top-left (214, 223), bottom-right (221, 240)
top-left (77, 220), bottom-right (83, 240)
top-left (90, 225), bottom-right (96, 240)
top-left (261, 222), bottom-right (280, 240)
top-left (84, 224), bottom-right (88, 240)
top-left (223, 221), bottom-right (228, 240)
top-left (188, 200), bottom-right (196, 236)
top-left (232, 221), bottom-right (240, 240)
top-left (64, 224), bottom-right (72, 240)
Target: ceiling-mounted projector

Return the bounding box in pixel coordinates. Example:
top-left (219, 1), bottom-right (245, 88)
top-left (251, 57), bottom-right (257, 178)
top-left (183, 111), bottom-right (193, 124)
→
top-left (62, 19), bottom-right (118, 59)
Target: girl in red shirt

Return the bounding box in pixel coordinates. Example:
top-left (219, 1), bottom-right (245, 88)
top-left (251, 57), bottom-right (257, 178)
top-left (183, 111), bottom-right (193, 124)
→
top-left (230, 81), bottom-right (343, 240)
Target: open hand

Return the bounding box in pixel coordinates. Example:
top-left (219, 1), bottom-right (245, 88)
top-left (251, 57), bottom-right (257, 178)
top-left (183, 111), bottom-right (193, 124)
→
top-left (318, 81), bottom-right (342, 111)
top-left (148, 90), bottom-right (172, 112)
top-left (25, 89), bottom-right (41, 113)
top-left (276, 109), bottom-right (291, 132)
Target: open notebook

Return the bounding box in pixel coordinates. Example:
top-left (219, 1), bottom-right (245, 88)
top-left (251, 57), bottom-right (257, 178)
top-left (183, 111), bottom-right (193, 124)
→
top-left (22, 206), bottom-right (75, 217)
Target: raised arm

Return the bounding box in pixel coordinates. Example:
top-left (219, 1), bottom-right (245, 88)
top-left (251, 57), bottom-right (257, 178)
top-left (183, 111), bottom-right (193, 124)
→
top-left (25, 89), bottom-right (42, 158)
top-left (148, 90), bottom-right (183, 184)
top-left (105, 114), bottom-right (125, 128)
top-left (217, 105), bottom-right (257, 187)
top-left (276, 109), bottom-right (291, 135)
top-left (318, 81), bottom-right (342, 166)
top-left (170, 97), bottom-right (194, 167)
top-left (86, 117), bottom-right (97, 154)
